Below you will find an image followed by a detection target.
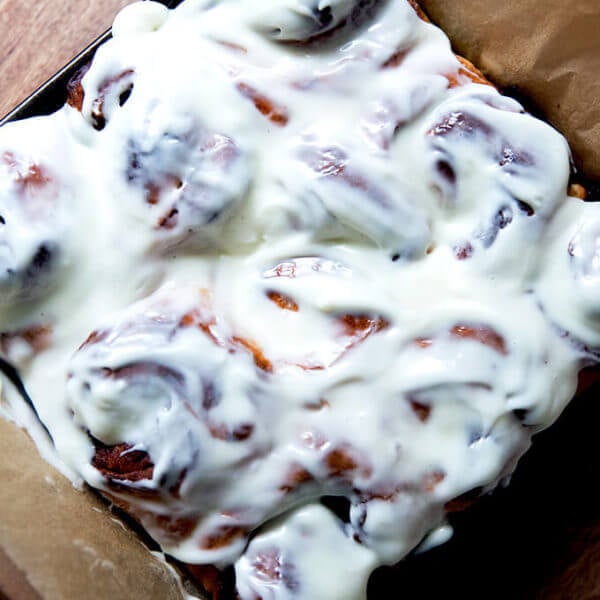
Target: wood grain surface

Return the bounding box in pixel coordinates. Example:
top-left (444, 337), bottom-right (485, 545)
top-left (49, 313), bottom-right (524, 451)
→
top-left (0, 0), bottom-right (134, 118)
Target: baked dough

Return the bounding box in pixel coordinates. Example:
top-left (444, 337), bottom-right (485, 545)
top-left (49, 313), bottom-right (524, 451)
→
top-left (1, 1), bottom-right (598, 598)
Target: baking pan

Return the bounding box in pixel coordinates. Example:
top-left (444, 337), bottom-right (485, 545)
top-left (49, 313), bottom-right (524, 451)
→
top-left (1, 1), bottom-right (599, 598)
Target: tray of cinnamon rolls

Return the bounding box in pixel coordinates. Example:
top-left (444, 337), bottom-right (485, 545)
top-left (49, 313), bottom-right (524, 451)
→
top-left (1, 1), bottom-right (599, 598)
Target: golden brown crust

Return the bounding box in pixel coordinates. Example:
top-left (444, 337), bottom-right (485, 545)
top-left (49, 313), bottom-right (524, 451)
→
top-left (450, 324), bottom-right (508, 355)
top-left (0, 324), bottom-right (52, 357)
top-left (66, 64), bottom-right (90, 112)
top-left (231, 336), bottom-right (274, 373)
top-left (381, 46), bottom-right (413, 69)
top-left (324, 444), bottom-right (373, 480)
top-left (568, 183), bottom-right (588, 200)
top-left (423, 470), bottom-right (446, 493)
top-left (407, 1), bottom-right (493, 89)
top-left (447, 54), bottom-right (494, 88)
top-left (236, 83), bottom-right (289, 127)
top-left (279, 465), bottom-right (315, 494)
top-left (407, 0), bottom-right (430, 22)
top-left (200, 525), bottom-right (250, 552)
top-left (414, 324), bottom-right (507, 355)
top-left (91, 441), bottom-right (154, 483)
top-left (266, 290), bottom-right (300, 312)
top-left (408, 398), bottom-right (432, 423)
top-left (2, 152), bottom-right (53, 198)
top-left (90, 69), bottom-right (135, 130)
top-left (338, 314), bottom-right (389, 338)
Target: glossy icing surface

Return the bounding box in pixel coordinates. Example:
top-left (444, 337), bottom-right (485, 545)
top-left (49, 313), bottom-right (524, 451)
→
top-left (1, 1), bottom-right (598, 598)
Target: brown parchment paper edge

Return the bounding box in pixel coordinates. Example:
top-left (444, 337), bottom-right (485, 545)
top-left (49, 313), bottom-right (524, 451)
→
top-left (0, 417), bottom-right (187, 600)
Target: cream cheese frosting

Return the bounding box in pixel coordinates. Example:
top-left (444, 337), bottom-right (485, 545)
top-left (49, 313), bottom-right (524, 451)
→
top-left (0, 1), bottom-right (598, 598)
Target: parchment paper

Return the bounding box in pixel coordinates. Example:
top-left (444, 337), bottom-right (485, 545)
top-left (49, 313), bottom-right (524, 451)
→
top-left (420, 0), bottom-right (600, 179)
top-left (0, 417), bottom-right (186, 600)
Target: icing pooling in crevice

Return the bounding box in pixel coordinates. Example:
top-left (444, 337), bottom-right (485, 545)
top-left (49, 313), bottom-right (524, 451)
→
top-left (1, 1), bottom-right (598, 598)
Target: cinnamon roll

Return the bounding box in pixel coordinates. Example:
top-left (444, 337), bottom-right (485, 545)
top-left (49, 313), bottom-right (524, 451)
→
top-left (0, 150), bottom-right (65, 306)
top-left (251, 0), bottom-right (381, 44)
